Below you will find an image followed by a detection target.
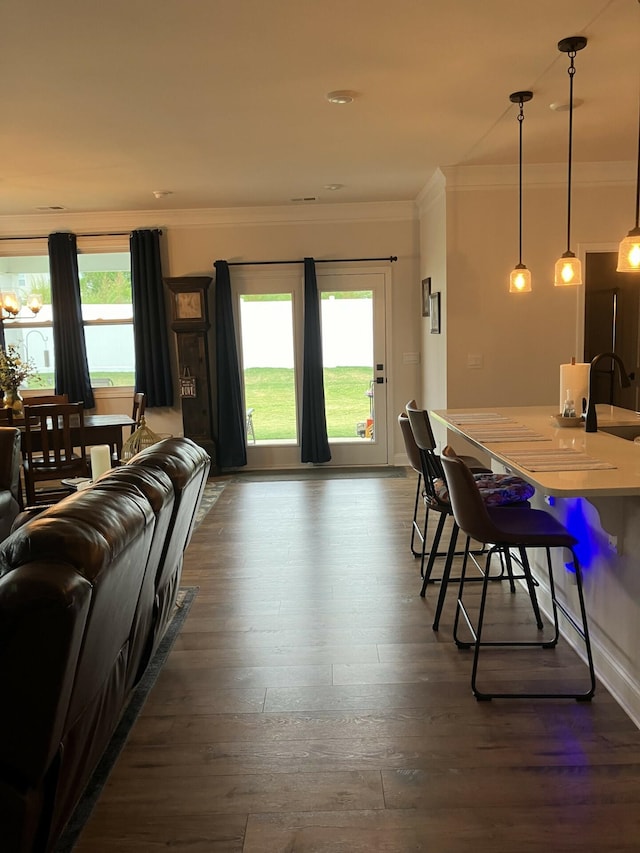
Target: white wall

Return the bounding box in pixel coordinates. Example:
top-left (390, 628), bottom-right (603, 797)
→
top-left (421, 162), bottom-right (636, 411)
top-left (0, 203), bottom-right (420, 464)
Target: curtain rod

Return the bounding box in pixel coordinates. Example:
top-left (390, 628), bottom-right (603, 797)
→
top-left (0, 230), bottom-right (162, 241)
top-left (225, 255), bottom-right (397, 267)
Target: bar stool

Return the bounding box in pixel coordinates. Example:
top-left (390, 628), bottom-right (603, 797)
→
top-left (398, 403), bottom-right (490, 560)
top-left (406, 404), bottom-right (535, 631)
top-left (441, 445), bottom-right (596, 701)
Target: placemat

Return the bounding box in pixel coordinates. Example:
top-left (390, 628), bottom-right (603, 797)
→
top-left (503, 448), bottom-right (616, 472)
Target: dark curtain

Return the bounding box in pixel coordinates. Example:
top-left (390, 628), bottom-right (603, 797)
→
top-left (130, 229), bottom-right (173, 407)
top-left (0, 321), bottom-right (5, 352)
top-left (301, 257), bottom-right (331, 463)
top-left (48, 232), bottom-right (95, 408)
top-left (214, 260), bottom-right (246, 468)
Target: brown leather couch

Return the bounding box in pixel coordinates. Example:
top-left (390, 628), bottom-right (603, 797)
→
top-left (0, 426), bottom-right (23, 540)
top-left (0, 436), bottom-right (210, 852)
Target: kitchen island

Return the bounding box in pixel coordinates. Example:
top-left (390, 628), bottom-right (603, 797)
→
top-left (431, 404), bottom-right (640, 725)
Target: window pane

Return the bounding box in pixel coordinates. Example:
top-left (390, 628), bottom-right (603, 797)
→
top-left (321, 291), bottom-right (374, 440)
top-left (79, 257), bottom-right (134, 387)
top-left (0, 257), bottom-right (54, 387)
top-left (0, 251), bottom-right (134, 389)
top-left (240, 294), bottom-right (297, 443)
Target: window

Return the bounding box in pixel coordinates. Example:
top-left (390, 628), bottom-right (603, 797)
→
top-left (0, 247), bottom-right (134, 389)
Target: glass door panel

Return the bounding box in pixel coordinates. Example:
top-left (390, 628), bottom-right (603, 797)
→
top-left (321, 291), bottom-right (374, 440)
top-left (239, 293), bottom-right (298, 444)
top-left (318, 269), bottom-right (388, 466)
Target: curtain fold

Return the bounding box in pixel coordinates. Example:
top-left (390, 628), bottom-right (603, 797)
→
top-left (301, 257), bottom-right (331, 463)
top-left (214, 260), bottom-right (247, 468)
top-left (130, 229), bottom-right (173, 408)
top-left (48, 232), bottom-right (95, 408)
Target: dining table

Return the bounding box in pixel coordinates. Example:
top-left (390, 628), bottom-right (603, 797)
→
top-left (16, 412), bottom-right (135, 460)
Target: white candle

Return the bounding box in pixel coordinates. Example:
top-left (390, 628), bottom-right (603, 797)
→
top-left (90, 444), bottom-right (112, 481)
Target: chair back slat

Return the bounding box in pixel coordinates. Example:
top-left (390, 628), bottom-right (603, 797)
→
top-left (22, 403), bottom-right (88, 504)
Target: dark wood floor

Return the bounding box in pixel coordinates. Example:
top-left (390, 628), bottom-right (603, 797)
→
top-left (75, 472), bottom-right (640, 852)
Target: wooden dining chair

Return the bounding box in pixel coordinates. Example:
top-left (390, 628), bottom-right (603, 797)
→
top-left (0, 408), bottom-right (14, 426)
top-left (22, 402), bottom-right (89, 506)
top-left (131, 392), bottom-right (146, 434)
top-left (22, 393), bottom-right (70, 406)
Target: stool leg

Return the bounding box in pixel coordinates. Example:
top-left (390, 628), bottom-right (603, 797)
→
top-left (515, 547), bottom-right (544, 631)
top-left (569, 550), bottom-right (596, 700)
top-left (431, 522), bottom-right (459, 631)
top-left (410, 474), bottom-right (424, 558)
top-left (470, 551), bottom-right (494, 700)
top-left (420, 513), bottom-right (447, 595)
top-left (453, 536), bottom-right (474, 648)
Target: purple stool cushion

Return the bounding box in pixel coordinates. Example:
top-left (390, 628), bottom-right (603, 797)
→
top-left (435, 473), bottom-right (534, 507)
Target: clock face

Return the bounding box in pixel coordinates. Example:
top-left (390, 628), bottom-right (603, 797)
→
top-left (176, 291), bottom-right (202, 320)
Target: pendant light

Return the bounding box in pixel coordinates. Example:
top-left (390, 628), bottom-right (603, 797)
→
top-left (617, 96), bottom-right (640, 272)
top-left (509, 91), bottom-right (533, 293)
top-left (554, 36), bottom-right (587, 287)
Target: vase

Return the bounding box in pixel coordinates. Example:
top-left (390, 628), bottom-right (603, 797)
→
top-left (3, 387), bottom-right (24, 416)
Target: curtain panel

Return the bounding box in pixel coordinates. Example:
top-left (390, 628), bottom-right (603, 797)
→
top-left (48, 232), bottom-right (95, 408)
top-left (130, 229), bottom-right (173, 408)
top-left (301, 257), bottom-right (331, 463)
top-left (213, 260), bottom-right (246, 468)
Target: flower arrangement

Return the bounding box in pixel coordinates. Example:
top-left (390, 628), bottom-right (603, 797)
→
top-left (0, 345), bottom-right (37, 391)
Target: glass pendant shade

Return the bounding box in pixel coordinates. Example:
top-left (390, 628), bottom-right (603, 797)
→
top-left (554, 36), bottom-right (587, 288)
top-left (508, 90), bottom-right (533, 293)
top-left (554, 251), bottom-right (582, 286)
top-left (509, 263), bottom-right (531, 293)
top-left (617, 229), bottom-right (640, 271)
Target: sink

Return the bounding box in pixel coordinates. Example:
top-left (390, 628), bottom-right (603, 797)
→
top-left (599, 425), bottom-right (640, 441)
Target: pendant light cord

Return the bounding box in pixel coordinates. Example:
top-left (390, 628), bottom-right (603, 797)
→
top-left (634, 97), bottom-right (640, 229)
top-left (566, 50), bottom-right (577, 253)
top-left (517, 99), bottom-right (525, 265)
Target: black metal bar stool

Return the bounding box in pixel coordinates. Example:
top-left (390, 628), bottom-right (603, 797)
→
top-left (405, 405), bottom-right (535, 631)
top-left (441, 445), bottom-right (596, 702)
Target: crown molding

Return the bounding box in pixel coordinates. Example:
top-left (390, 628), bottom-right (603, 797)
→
top-left (438, 160), bottom-right (636, 191)
top-left (415, 168), bottom-right (447, 216)
top-left (0, 200), bottom-right (417, 239)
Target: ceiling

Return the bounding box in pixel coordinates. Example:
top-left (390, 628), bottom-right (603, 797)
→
top-left (1, 0), bottom-right (639, 217)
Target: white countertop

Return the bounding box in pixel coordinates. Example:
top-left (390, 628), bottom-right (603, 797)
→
top-left (431, 404), bottom-right (640, 497)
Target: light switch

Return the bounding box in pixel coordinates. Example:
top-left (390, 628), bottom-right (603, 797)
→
top-left (467, 353), bottom-right (483, 369)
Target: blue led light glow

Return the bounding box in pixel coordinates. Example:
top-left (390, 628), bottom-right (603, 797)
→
top-left (554, 497), bottom-right (610, 574)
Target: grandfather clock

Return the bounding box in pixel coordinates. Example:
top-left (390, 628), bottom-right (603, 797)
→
top-left (164, 276), bottom-right (217, 466)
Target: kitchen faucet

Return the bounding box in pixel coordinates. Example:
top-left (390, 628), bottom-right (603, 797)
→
top-left (584, 352), bottom-right (631, 433)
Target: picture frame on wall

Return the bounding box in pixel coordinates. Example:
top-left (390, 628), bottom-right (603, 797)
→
top-left (421, 277), bottom-right (431, 317)
top-left (429, 292), bottom-right (441, 334)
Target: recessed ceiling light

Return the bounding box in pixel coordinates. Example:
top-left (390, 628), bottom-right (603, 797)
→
top-left (550, 98), bottom-right (583, 112)
top-left (323, 184), bottom-right (344, 191)
top-left (326, 90), bottom-right (356, 105)
top-left (152, 190), bottom-right (173, 198)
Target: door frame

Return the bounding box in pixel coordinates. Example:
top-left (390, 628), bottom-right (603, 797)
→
top-left (232, 263), bottom-right (392, 470)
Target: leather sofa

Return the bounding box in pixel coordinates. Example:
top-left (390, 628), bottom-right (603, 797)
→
top-left (0, 436), bottom-right (210, 852)
top-left (0, 426), bottom-right (23, 540)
